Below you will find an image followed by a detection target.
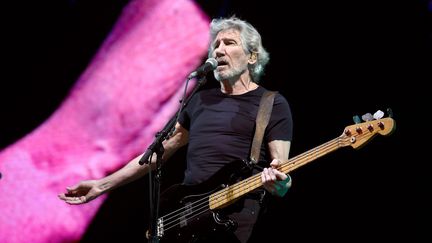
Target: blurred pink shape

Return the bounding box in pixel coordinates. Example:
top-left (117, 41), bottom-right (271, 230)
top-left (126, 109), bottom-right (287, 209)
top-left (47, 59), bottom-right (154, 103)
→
top-left (0, 0), bottom-right (209, 242)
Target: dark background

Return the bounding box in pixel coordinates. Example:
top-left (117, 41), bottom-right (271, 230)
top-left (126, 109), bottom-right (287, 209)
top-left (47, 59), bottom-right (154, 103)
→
top-left (1, 0), bottom-right (429, 242)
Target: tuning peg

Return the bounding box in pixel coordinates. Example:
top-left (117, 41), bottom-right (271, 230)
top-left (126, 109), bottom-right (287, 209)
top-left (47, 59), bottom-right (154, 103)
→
top-left (353, 115), bottom-right (362, 124)
top-left (362, 113), bottom-right (373, 121)
top-left (373, 110), bottom-right (384, 120)
top-left (386, 108), bottom-right (393, 118)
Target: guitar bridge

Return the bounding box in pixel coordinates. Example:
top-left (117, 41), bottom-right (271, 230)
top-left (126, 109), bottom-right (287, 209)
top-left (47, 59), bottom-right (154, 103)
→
top-left (157, 218), bottom-right (164, 238)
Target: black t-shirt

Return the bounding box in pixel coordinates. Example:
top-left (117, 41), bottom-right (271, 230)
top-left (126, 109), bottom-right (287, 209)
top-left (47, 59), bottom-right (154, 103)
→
top-left (178, 86), bottom-right (293, 185)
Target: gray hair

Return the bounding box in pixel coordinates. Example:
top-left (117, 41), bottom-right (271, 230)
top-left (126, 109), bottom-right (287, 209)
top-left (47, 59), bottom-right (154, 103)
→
top-left (208, 16), bottom-right (270, 83)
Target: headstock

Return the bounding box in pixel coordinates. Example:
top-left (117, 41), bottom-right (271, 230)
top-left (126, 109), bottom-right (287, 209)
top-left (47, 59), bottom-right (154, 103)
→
top-left (340, 109), bottom-right (396, 149)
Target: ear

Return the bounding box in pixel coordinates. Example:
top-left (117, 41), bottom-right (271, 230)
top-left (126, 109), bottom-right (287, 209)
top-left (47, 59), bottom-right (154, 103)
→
top-left (248, 52), bottom-right (257, 64)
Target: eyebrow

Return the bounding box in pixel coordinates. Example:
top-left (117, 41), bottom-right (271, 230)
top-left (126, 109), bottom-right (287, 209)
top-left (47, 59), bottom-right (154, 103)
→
top-left (212, 37), bottom-right (238, 47)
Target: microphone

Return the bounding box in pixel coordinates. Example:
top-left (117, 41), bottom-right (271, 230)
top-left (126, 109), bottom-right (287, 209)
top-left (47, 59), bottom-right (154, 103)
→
top-left (188, 58), bottom-right (218, 79)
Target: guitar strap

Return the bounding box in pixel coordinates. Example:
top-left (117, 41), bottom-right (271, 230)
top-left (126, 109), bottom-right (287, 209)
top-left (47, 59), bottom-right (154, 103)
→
top-left (249, 90), bottom-right (277, 165)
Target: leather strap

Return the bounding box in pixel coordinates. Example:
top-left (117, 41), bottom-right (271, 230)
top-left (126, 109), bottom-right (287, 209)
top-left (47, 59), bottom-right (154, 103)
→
top-left (250, 90), bottom-right (277, 164)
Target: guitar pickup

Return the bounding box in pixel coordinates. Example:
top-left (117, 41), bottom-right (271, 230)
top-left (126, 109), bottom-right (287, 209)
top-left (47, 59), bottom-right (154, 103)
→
top-left (179, 202), bottom-right (193, 228)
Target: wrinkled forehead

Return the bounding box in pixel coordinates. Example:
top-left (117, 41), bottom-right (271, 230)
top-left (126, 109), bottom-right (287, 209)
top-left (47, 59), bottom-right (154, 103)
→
top-left (213, 28), bottom-right (242, 43)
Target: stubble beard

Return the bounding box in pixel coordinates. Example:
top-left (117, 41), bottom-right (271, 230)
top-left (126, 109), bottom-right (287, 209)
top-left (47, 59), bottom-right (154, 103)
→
top-left (214, 65), bottom-right (247, 82)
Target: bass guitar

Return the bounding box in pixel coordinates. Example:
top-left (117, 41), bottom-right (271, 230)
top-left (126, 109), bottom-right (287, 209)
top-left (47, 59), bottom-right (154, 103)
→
top-left (149, 113), bottom-right (396, 242)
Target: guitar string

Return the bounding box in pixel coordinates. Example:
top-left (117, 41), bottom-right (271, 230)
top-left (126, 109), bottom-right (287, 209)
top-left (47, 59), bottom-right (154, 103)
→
top-left (211, 127), bottom-right (375, 201)
top-left (161, 124), bottom-right (382, 233)
top-left (163, 203), bottom-right (213, 231)
top-left (161, 138), bottom-right (343, 231)
top-left (209, 137), bottom-right (346, 200)
top-left (162, 138), bottom-right (346, 230)
top-left (160, 136), bottom-right (349, 231)
top-left (160, 193), bottom-right (210, 219)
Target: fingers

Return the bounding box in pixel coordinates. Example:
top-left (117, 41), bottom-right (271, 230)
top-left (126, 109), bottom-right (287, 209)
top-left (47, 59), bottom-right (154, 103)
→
top-left (58, 182), bottom-right (90, 205)
top-left (262, 168), bottom-right (276, 181)
top-left (65, 196), bottom-right (87, 205)
top-left (270, 159), bottom-right (281, 168)
top-left (261, 172), bottom-right (274, 193)
top-left (65, 183), bottom-right (81, 193)
top-left (58, 194), bottom-right (87, 205)
top-left (261, 166), bottom-right (291, 196)
top-left (261, 167), bottom-right (287, 182)
top-left (261, 168), bottom-right (277, 193)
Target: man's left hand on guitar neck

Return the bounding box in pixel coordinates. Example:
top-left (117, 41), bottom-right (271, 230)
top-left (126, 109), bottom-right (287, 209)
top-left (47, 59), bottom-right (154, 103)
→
top-left (261, 159), bottom-right (292, 197)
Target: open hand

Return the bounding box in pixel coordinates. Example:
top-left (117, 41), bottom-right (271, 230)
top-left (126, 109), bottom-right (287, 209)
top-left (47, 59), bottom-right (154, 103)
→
top-left (58, 180), bottom-right (101, 205)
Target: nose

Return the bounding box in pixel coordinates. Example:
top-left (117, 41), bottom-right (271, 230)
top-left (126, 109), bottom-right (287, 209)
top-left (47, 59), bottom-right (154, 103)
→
top-left (214, 43), bottom-right (226, 57)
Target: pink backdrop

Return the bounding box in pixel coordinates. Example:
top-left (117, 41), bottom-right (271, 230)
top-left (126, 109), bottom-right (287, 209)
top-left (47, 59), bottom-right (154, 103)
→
top-left (0, 0), bottom-right (209, 242)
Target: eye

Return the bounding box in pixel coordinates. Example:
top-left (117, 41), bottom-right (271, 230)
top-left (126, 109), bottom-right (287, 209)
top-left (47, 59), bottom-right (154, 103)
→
top-left (226, 40), bottom-right (236, 45)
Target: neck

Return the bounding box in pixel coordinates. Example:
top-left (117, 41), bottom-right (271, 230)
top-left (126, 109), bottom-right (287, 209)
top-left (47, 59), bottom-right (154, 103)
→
top-left (220, 73), bottom-right (258, 95)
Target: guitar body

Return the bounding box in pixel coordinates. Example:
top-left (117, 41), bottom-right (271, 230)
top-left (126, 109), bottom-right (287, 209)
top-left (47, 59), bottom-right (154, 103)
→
top-left (157, 159), bottom-right (253, 243)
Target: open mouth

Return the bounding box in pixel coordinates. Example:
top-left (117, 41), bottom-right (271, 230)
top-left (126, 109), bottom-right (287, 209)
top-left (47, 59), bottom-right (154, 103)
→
top-left (217, 60), bottom-right (228, 67)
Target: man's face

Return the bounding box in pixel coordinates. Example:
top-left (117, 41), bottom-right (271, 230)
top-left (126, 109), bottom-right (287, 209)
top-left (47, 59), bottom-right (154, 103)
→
top-left (211, 29), bottom-right (250, 81)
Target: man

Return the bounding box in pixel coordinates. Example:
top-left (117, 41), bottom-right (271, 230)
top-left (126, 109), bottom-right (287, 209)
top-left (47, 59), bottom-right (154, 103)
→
top-left (59, 16), bottom-right (293, 243)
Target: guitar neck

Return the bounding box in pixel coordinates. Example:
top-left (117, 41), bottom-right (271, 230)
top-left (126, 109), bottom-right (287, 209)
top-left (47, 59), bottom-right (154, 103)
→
top-left (209, 136), bottom-right (344, 209)
top-left (279, 136), bottom-right (343, 174)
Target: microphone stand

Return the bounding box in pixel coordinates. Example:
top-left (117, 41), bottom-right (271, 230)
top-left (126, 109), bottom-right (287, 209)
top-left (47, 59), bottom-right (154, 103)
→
top-left (139, 75), bottom-right (208, 243)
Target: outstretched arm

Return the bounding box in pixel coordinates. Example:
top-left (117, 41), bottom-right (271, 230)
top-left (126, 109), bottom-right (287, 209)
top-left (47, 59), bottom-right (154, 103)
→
top-left (58, 122), bottom-right (189, 204)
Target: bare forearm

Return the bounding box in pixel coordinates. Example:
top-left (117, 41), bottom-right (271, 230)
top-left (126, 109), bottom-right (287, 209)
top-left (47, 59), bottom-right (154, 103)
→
top-left (58, 153), bottom-right (154, 205)
top-left (96, 154), bottom-right (152, 193)
top-left (95, 123), bottom-right (188, 194)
